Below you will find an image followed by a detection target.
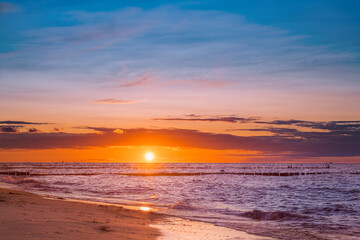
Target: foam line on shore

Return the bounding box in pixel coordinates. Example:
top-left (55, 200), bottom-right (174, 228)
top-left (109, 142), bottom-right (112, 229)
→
top-left (152, 217), bottom-right (277, 240)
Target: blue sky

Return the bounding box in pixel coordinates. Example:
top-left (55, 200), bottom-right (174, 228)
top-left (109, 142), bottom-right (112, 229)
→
top-left (1, 1), bottom-right (360, 162)
top-left (2, 0), bottom-right (359, 80)
top-left (2, 0), bottom-right (360, 54)
top-left (1, 0), bottom-right (360, 121)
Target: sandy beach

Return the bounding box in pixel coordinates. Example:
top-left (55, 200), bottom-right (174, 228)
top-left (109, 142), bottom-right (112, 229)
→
top-left (0, 187), bottom-right (161, 240)
top-left (0, 185), bottom-right (277, 240)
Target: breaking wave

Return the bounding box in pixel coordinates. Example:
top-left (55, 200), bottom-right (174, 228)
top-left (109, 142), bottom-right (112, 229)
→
top-left (240, 210), bottom-right (306, 221)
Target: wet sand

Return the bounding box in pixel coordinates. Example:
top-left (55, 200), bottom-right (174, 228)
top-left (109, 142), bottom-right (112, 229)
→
top-left (153, 217), bottom-right (276, 240)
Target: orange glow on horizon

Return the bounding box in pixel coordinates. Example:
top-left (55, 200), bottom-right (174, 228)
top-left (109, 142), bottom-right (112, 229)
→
top-left (0, 146), bottom-right (358, 163)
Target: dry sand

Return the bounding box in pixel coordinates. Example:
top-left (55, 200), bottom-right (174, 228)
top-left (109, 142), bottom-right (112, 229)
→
top-left (0, 187), bottom-right (161, 240)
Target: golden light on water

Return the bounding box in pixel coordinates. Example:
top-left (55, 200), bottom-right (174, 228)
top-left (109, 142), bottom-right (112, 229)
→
top-left (145, 152), bottom-right (154, 161)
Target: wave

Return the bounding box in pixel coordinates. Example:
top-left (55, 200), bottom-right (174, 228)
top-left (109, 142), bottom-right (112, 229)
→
top-left (0, 175), bottom-right (38, 185)
top-left (240, 210), bottom-right (306, 221)
top-left (169, 201), bottom-right (198, 210)
top-left (0, 176), bottom-right (73, 193)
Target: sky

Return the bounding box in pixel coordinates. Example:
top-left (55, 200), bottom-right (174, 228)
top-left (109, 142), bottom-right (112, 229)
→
top-left (0, 0), bottom-right (360, 163)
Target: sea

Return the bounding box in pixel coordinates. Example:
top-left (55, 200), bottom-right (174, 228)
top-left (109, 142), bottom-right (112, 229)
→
top-left (0, 162), bottom-right (359, 240)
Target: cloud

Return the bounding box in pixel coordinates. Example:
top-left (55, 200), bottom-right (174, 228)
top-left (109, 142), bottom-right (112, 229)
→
top-left (28, 128), bottom-right (40, 133)
top-left (0, 125), bottom-right (20, 133)
top-left (113, 129), bottom-right (124, 134)
top-left (230, 128), bottom-right (317, 139)
top-left (231, 124), bottom-right (360, 145)
top-left (75, 126), bottom-right (124, 134)
top-left (93, 98), bottom-right (142, 104)
top-left (0, 121), bottom-right (48, 125)
top-left (255, 120), bottom-right (360, 132)
top-left (255, 120), bottom-right (304, 125)
top-left (155, 115), bottom-right (360, 134)
top-left (154, 115), bottom-right (258, 123)
top-left (1, 127), bottom-right (360, 158)
top-left (74, 126), bottom-right (115, 132)
top-left (118, 73), bottom-right (155, 87)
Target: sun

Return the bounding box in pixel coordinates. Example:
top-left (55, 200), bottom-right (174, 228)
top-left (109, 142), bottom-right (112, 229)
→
top-left (145, 152), bottom-right (154, 161)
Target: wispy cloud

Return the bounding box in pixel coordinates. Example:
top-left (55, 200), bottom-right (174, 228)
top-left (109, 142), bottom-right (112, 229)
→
top-left (255, 119), bottom-right (360, 131)
top-left (74, 126), bottom-right (116, 132)
top-left (1, 6), bottom-right (359, 90)
top-left (229, 128), bottom-right (303, 136)
top-left (117, 73), bottom-right (155, 88)
top-left (154, 115), bottom-right (360, 133)
top-left (93, 98), bottom-right (143, 104)
top-left (230, 121), bottom-right (360, 142)
top-left (74, 126), bottom-right (124, 134)
top-left (0, 121), bottom-right (48, 125)
top-left (154, 115), bottom-right (258, 123)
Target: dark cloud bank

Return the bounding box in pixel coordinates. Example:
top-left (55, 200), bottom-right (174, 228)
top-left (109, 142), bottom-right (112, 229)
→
top-left (0, 125), bottom-right (20, 133)
top-left (0, 120), bottom-right (48, 133)
top-left (154, 115), bottom-right (360, 132)
top-left (1, 125), bottom-right (360, 159)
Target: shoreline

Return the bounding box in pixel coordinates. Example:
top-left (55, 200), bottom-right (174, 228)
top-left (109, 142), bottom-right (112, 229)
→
top-left (0, 186), bottom-right (161, 240)
top-left (0, 183), bottom-right (276, 240)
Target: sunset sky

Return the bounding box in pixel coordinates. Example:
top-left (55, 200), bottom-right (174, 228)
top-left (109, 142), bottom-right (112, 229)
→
top-left (1, 0), bottom-right (360, 162)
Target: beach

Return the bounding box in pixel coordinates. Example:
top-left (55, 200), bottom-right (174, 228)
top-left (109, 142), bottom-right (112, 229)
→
top-left (0, 186), bottom-right (276, 240)
top-left (0, 187), bottom-right (161, 240)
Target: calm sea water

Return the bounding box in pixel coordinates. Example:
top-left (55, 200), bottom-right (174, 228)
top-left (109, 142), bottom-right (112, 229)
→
top-left (1, 163), bottom-right (359, 240)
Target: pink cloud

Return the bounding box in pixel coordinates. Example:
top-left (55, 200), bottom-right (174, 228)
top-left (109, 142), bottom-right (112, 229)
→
top-left (118, 73), bottom-right (155, 87)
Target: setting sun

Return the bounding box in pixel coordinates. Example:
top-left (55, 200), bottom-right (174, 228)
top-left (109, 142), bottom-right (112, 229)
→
top-left (145, 152), bottom-right (154, 161)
